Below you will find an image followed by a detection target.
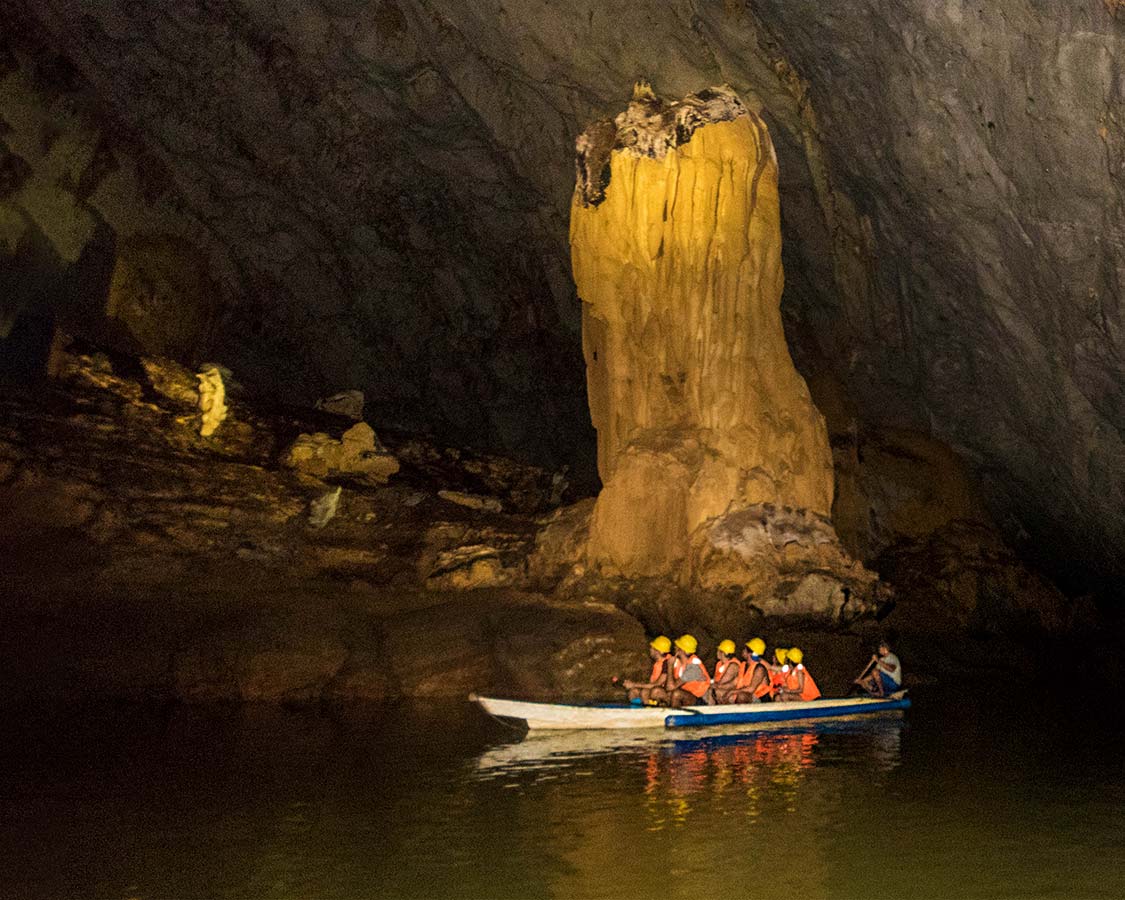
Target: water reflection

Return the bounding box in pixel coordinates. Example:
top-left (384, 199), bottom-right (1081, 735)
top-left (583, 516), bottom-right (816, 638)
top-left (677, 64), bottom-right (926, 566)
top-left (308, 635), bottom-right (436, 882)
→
top-left (10, 695), bottom-right (1122, 899)
top-left (467, 717), bottom-right (910, 899)
top-left (474, 716), bottom-right (905, 834)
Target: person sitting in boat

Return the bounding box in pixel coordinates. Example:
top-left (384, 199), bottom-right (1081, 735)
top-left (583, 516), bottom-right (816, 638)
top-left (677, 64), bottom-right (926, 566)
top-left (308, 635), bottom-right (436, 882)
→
top-left (724, 637), bottom-right (772, 704)
top-left (622, 635), bottom-right (673, 706)
top-left (775, 647), bottom-right (821, 702)
top-left (855, 640), bottom-right (902, 697)
top-left (708, 640), bottom-right (741, 704)
top-left (767, 647), bottom-right (790, 699)
top-left (667, 634), bottom-right (711, 708)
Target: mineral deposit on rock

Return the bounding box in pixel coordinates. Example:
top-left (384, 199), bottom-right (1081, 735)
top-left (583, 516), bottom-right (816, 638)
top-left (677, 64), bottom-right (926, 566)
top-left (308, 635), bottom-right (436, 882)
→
top-left (196, 365), bottom-right (228, 438)
top-left (309, 486), bottom-right (342, 528)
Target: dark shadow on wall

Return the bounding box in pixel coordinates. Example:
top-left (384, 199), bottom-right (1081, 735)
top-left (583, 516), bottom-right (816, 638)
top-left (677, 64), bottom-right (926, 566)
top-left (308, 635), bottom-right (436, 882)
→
top-left (1, 218), bottom-right (119, 380)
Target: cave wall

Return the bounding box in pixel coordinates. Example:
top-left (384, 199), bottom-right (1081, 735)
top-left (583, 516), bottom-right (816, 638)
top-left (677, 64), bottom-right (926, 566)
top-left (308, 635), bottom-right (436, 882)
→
top-left (749, 0), bottom-right (1125, 590)
top-left (3, 0), bottom-right (1123, 591)
top-left (0, 5), bottom-right (595, 474)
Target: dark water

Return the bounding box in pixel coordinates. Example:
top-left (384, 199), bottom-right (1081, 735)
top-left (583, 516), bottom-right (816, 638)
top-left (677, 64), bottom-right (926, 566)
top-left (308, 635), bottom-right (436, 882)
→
top-left (2, 689), bottom-right (1123, 899)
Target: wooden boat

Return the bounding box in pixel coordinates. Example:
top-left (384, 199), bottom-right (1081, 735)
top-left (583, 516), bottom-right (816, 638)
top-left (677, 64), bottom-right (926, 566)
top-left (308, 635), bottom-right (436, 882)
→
top-left (470, 692), bottom-right (910, 731)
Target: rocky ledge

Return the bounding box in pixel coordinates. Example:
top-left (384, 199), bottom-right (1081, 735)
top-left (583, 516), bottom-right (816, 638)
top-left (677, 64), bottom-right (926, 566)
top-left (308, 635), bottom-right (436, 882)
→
top-left (0, 347), bottom-right (1091, 707)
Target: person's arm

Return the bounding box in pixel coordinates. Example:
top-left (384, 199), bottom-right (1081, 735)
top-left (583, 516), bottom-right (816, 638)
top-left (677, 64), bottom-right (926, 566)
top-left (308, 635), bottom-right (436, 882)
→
top-left (877, 657), bottom-right (898, 677)
top-left (716, 663), bottom-right (739, 690)
top-left (748, 664), bottom-right (768, 694)
top-left (857, 654), bottom-right (879, 685)
top-left (624, 658), bottom-right (668, 689)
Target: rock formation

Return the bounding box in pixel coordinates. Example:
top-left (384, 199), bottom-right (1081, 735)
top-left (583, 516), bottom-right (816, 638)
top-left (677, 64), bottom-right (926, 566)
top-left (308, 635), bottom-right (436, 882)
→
top-left (283, 422), bottom-right (399, 485)
top-left (196, 365), bottom-right (228, 438)
top-left (316, 390), bottom-right (365, 421)
top-left (308, 486), bottom-right (342, 529)
top-left (570, 84), bottom-right (860, 614)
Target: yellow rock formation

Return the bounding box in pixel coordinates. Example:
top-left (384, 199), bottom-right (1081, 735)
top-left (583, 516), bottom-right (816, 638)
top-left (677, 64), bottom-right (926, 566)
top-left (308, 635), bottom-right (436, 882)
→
top-left (196, 365), bottom-right (228, 438)
top-left (571, 86), bottom-right (833, 578)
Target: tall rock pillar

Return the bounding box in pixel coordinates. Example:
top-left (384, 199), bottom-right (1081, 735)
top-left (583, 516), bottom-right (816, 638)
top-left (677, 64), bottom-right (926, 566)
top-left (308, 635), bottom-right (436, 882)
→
top-left (571, 84), bottom-right (835, 581)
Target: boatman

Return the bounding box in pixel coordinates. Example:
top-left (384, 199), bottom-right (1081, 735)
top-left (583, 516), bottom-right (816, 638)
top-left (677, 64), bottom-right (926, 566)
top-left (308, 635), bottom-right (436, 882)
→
top-left (725, 637), bottom-right (772, 704)
top-left (622, 635), bottom-right (673, 706)
top-left (708, 639), bottom-right (741, 704)
top-left (855, 640), bottom-right (902, 697)
top-left (776, 647), bottom-right (821, 702)
top-left (667, 634), bottom-right (711, 708)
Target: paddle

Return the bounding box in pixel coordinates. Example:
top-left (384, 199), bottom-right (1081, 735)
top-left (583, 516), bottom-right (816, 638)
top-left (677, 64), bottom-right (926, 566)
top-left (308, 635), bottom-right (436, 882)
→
top-left (849, 655), bottom-right (879, 696)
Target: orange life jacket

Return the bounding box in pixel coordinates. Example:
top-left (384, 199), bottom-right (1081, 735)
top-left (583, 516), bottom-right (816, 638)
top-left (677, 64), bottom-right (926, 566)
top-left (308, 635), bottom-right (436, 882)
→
top-left (770, 664), bottom-right (790, 696)
top-left (736, 656), bottom-right (771, 698)
top-left (785, 664), bottom-right (821, 701)
top-left (713, 657), bottom-right (737, 687)
top-left (650, 653), bottom-right (671, 683)
top-left (673, 654), bottom-right (711, 698)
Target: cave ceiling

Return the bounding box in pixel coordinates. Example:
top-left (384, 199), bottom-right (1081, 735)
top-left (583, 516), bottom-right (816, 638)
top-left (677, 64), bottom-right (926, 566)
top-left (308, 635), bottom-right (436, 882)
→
top-left (1, 0), bottom-right (1122, 591)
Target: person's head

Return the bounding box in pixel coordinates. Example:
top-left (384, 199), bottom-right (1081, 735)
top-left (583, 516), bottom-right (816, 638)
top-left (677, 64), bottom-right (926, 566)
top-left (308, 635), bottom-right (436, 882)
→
top-left (774, 647), bottom-right (789, 666)
top-left (878, 640), bottom-right (890, 657)
top-left (649, 635), bottom-right (672, 659)
top-left (788, 647), bottom-right (804, 666)
top-left (717, 639), bottom-right (736, 660)
top-left (674, 634), bottom-right (698, 658)
top-left (746, 637), bottom-right (766, 659)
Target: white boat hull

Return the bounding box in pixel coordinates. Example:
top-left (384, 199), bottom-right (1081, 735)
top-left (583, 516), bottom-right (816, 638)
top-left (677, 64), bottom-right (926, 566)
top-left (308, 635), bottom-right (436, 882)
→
top-left (470, 693), bottom-right (909, 731)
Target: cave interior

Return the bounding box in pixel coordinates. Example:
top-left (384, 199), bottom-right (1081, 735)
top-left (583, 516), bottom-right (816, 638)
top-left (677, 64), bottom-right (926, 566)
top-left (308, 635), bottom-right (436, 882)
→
top-left (2, 1), bottom-right (1124, 707)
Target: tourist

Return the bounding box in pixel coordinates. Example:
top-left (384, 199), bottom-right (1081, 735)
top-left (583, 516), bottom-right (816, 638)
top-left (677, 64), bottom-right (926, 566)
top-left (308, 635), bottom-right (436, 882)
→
top-left (776, 647), bottom-right (821, 701)
top-left (622, 635), bottom-right (673, 706)
top-left (768, 647), bottom-right (790, 699)
top-left (724, 637), bottom-right (772, 704)
top-left (855, 640), bottom-right (903, 697)
top-left (708, 639), bottom-right (741, 704)
top-left (667, 634), bottom-right (711, 708)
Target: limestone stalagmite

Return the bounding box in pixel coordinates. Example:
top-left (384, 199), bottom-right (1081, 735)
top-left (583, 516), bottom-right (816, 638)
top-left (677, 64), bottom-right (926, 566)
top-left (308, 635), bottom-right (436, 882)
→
top-left (571, 85), bottom-right (833, 579)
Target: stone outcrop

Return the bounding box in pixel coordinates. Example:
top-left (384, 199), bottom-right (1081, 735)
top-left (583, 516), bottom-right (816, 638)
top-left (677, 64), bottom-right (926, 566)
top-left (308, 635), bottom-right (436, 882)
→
top-left (316, 390), bottom-right (364, 421)
top-left (569, 84), bottom-right (863, 617)
top-left (691, 504), bottom-right (878, 619)
top-left (283, 422), bottom-right (399, 485)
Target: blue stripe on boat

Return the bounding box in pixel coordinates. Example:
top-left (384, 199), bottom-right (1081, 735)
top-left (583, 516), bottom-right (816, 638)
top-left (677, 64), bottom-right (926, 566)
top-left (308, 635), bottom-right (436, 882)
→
top-left (663, 697), bottom-right (911, 728)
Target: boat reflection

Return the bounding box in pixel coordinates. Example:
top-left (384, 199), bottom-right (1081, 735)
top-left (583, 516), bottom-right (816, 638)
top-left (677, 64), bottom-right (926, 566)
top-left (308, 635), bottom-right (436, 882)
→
top-left (474, 715), bottom-right (904, 781)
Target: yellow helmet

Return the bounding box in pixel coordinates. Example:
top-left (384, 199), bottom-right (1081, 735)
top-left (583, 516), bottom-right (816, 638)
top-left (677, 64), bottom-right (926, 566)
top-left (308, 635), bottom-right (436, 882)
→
top-left (775, 648), bottom-right (789, 664)
top-left (718, 639), bottom-right (736, 656)
top-left (649, 635), bottom-right (672, 654)
top-left (747, 637), bottom-right (766, 656)
top-left (788, 647), bottom-right (804, 664)
top-left (674, 634), bottom-right (698, 655)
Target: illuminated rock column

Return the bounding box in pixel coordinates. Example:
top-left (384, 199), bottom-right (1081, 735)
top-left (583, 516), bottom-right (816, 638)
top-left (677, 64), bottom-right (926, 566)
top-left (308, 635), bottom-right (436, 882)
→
top-left (571, 85), bottom-right (833, 578)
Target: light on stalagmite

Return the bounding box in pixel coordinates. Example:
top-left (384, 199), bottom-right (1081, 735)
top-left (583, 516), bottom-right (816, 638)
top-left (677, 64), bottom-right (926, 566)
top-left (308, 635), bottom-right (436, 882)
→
top-left (571, 83), bottom-right (863, 608)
